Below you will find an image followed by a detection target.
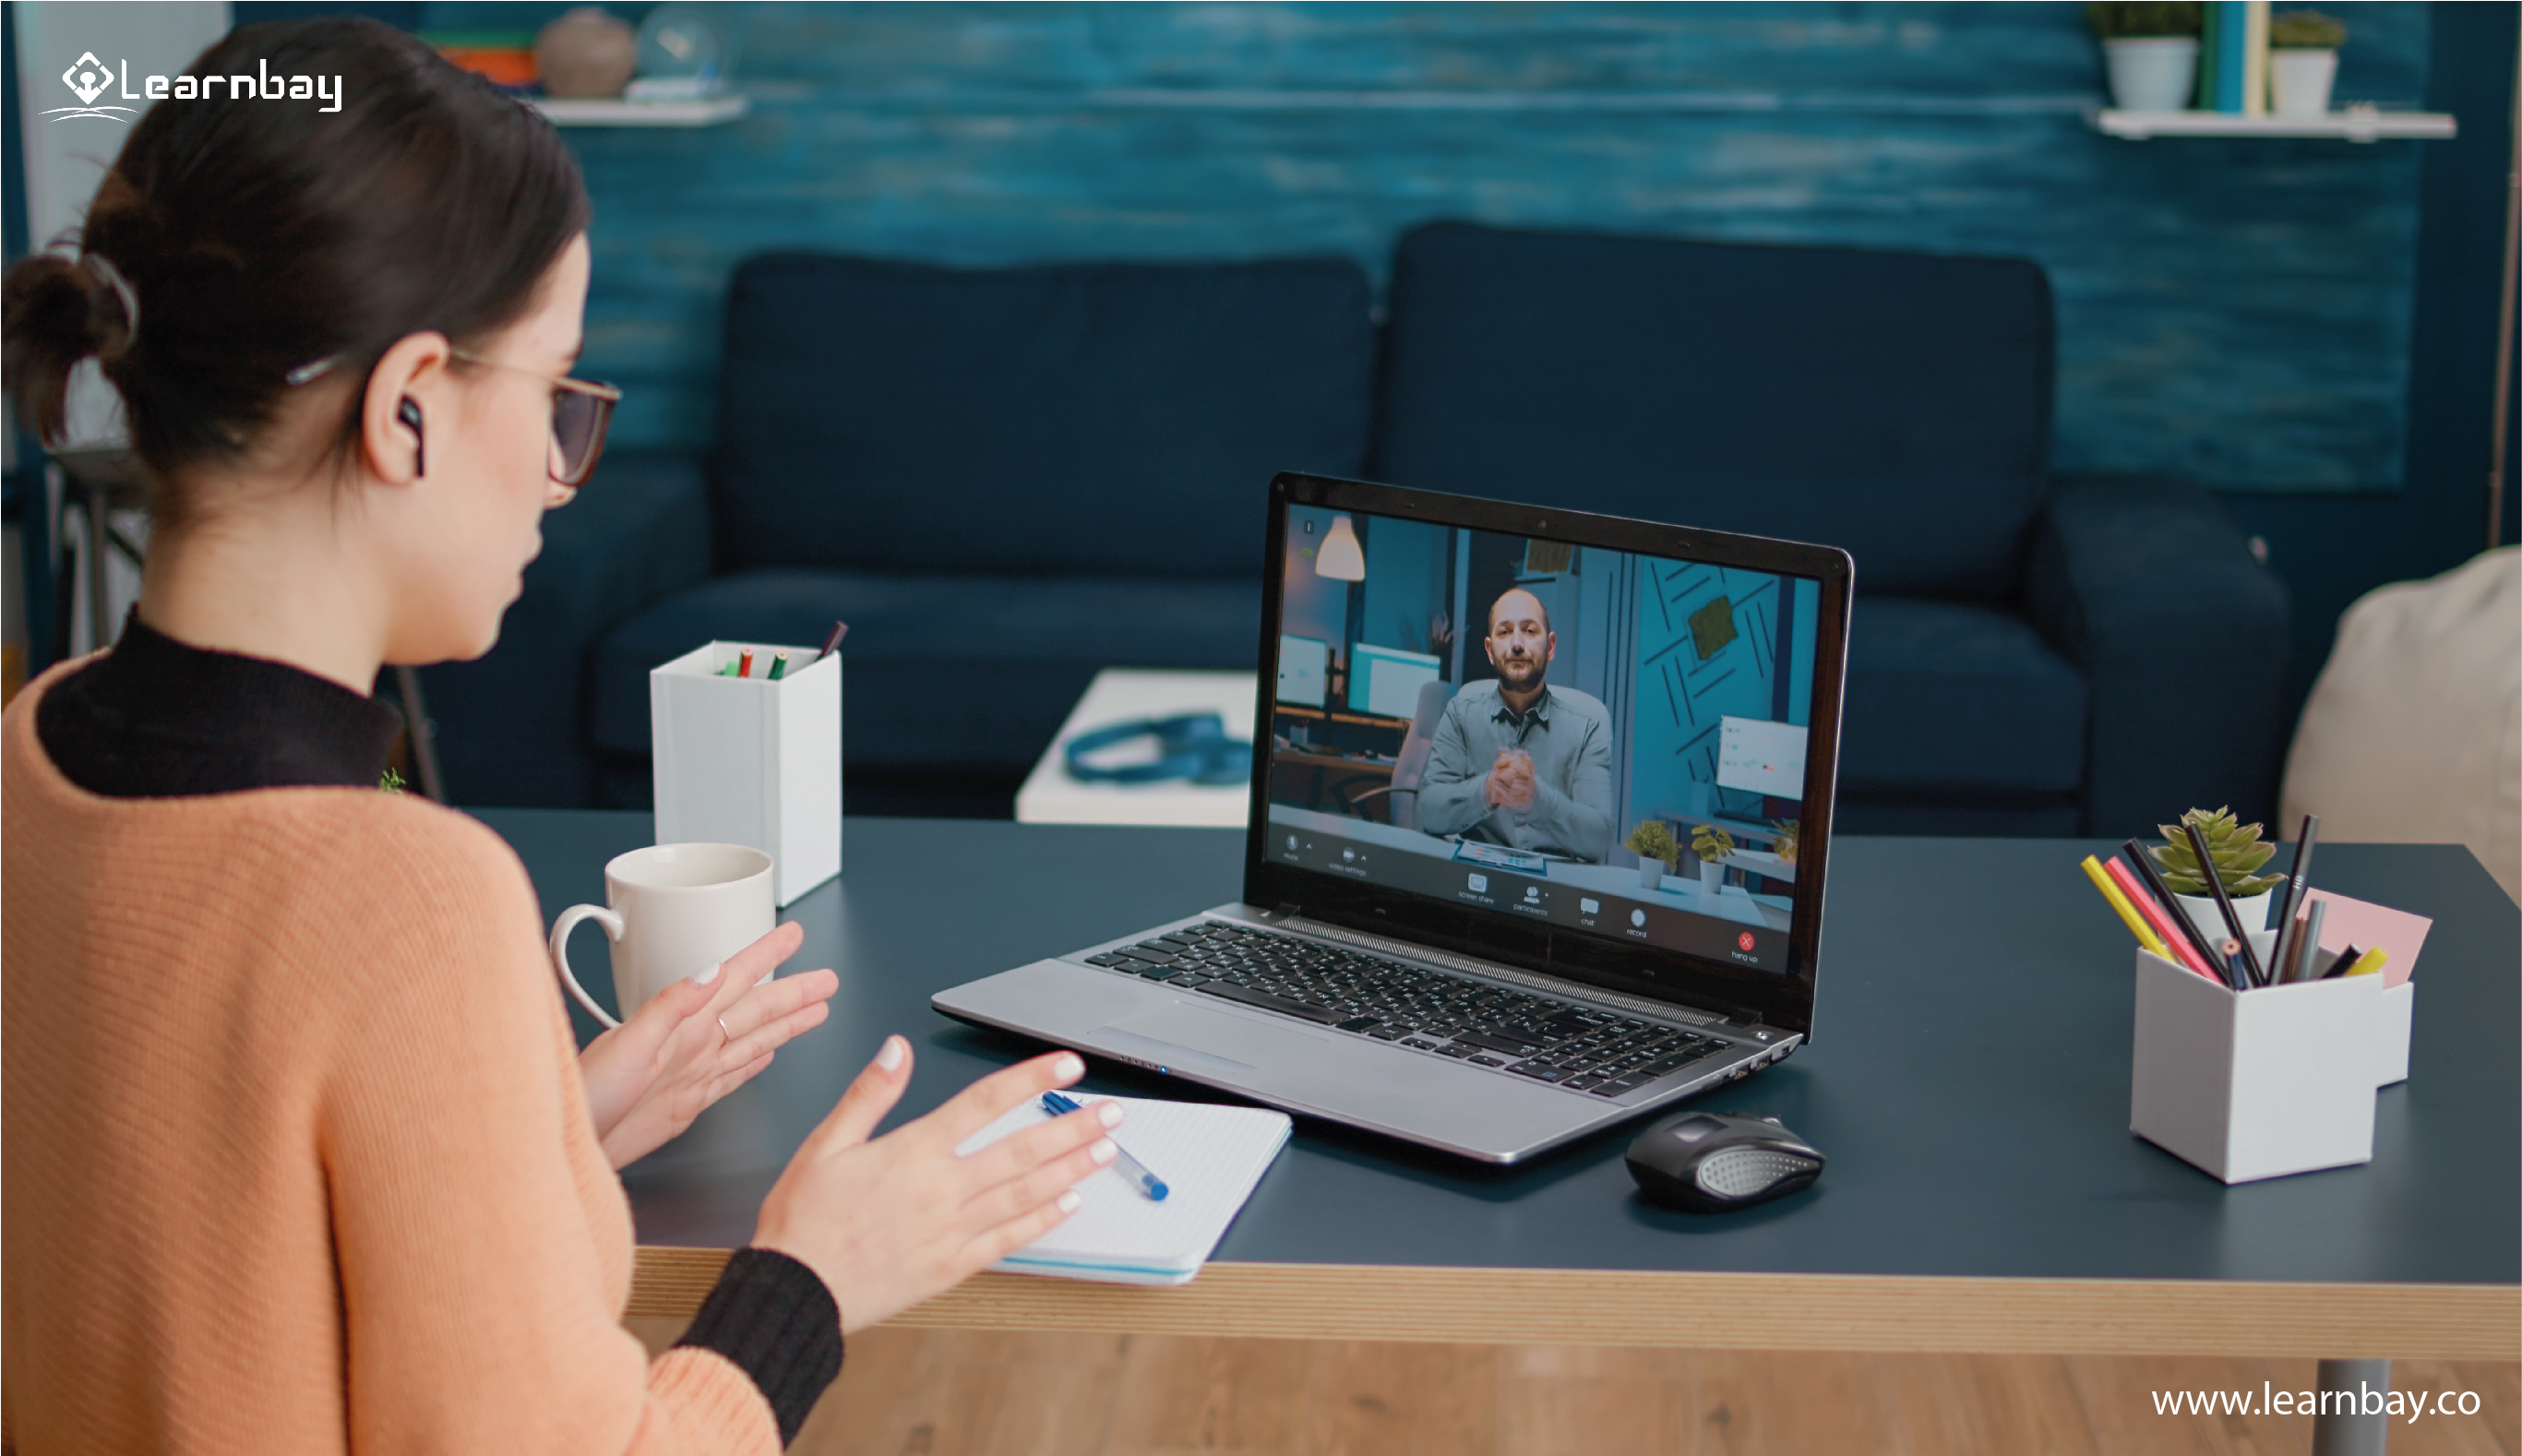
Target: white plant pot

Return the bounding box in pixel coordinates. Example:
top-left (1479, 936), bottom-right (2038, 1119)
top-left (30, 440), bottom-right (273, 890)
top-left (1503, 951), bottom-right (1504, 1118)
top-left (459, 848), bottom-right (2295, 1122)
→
top-left (2103, 37), bottom-right (2201, 113)
top-left (1637, 857), bottom-right (1664, 892)
top-left (1699, 859), bottom-right (1725, 897)
top-left (2269, 49), bottom-right (2338, 117)
top-left (2174, 889), bottom-right (2273, 949)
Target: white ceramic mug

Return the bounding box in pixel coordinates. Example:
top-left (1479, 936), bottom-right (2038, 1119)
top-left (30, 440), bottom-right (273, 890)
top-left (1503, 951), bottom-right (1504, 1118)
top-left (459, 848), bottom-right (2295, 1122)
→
top-left (549, 843), bottom-right (776, 1029)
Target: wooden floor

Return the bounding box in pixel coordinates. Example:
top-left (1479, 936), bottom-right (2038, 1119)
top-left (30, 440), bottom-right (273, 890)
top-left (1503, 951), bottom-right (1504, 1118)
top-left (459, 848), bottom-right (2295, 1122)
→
top-left (629, 1320), bottom-right (2518, 1455)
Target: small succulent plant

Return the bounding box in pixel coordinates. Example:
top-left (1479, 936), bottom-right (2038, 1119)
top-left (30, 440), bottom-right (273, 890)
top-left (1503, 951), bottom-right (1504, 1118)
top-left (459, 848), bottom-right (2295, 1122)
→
top-left (378, 766), bottom-right (408, 794)
top-left (2145, 806), bottom-right (2285, 897)
top-left (1691, 824), bottom-right (1736, 865)
top-left (2086, 1), bottom-right (2204, 39)
top-left (1625, 818), bottom-right (1679, 871)
top-left (2269, 9), bottom-right (2347, 49)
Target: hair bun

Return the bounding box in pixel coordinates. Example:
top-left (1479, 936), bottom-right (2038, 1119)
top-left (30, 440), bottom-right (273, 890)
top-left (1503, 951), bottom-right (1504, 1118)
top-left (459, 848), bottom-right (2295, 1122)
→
top-left (78, 253), bottom-right (141, 364)
top-left (0, 251), bottom-right (125, 443)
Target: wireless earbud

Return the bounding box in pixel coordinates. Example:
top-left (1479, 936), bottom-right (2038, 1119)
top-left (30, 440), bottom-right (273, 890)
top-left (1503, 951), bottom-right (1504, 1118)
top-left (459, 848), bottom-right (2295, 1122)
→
top-left (396, 398), bottom-right (424, 477)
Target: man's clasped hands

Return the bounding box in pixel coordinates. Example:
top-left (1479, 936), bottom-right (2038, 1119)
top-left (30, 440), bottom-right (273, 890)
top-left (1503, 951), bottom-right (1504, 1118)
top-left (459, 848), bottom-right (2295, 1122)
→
top-left (1485, 746), bottom-right (1539, 813)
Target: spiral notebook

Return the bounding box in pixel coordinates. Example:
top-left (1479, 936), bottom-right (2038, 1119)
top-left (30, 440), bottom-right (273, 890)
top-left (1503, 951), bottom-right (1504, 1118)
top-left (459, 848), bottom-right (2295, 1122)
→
top-left (956, 1092), bottom-right (1293, 1286)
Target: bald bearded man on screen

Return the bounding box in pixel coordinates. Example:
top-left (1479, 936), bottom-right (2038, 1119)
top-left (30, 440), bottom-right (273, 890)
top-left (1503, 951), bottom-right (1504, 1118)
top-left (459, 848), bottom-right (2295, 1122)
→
top-left (1416, 587), bottom-right (1616, 863)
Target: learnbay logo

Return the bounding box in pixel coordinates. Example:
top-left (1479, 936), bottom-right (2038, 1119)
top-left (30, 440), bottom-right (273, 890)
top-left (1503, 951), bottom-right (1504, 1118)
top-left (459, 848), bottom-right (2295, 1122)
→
top-left (45, 52), bottom-right (342, 124)
top-left (47, 52), bottom-right (136, 123)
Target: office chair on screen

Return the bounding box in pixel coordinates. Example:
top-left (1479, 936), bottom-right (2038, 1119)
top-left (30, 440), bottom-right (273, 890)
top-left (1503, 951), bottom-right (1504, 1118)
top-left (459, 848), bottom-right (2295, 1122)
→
top-left (1344, 678), bottom-right (1457, 829)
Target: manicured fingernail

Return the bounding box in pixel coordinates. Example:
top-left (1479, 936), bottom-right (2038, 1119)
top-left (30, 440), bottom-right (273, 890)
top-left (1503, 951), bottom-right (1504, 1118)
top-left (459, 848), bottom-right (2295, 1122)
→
top-left (695, 961), bottom-right (721, 985)
top-left (876, 1035), bottom-right (905, 1071)
top-left (1091, 1139), bottom-right (1117, 1164)
top-left (1097, 1102), bottom-right (1125, 1128)
top-left (1053, 1054), bottom-right (1084, 1080)
top-left (1058, 1190), bottom-right (1082, 1213)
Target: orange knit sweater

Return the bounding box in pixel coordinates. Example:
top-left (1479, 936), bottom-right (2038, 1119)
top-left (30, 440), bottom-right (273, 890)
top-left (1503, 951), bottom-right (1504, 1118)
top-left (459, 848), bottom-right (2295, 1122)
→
top-left (2, 664), bottom-right (779, 1454)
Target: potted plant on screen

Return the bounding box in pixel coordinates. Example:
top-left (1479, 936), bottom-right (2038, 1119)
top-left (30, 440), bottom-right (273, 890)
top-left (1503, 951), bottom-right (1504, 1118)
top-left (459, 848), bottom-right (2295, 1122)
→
top-left (2268, 10), bottom-right (2347, 116)
top-left (1772, 818), bottom-right (1800, 867)
top-left (1625, 819), bottom-right (1679, 891)
top-left (1691, 825), bottom-right (1736, 901)
top-left (2088, 1), bottom-right (2204, 112)
top-left (2145, 806), bottom-right (2286, 944)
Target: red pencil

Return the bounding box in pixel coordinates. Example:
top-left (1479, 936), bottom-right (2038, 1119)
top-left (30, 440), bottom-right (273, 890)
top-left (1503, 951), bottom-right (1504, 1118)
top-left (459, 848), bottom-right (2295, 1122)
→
top-left (2103, 854), bottom-right (2219, 982)
top-left (737, 649), bottom-right (755, 677)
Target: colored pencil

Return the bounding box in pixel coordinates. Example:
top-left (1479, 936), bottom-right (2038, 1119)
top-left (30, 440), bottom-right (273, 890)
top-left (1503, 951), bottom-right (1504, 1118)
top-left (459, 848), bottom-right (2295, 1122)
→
top-left (2081, 855), bottom-right (2170, 961)
top-left (2103, 854), bottom-right (2219, 981)
top-left (2266, 814), bottom-right (2320, 990)
top-left (2184, 821), bottom-right (2266, 986)
top-left (2123, 838), bottom-right (2234, 986)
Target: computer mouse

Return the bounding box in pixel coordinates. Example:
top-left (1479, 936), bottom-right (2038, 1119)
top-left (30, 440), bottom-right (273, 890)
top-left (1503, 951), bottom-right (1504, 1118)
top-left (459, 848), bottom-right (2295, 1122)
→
top-left (1625, 1111), bottom-right (1824, 1212)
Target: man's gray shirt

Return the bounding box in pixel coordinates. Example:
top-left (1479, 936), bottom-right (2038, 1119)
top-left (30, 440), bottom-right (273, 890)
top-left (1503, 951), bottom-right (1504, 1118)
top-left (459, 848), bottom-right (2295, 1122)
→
top-left (1416, 680), bottom-right (1616, 862)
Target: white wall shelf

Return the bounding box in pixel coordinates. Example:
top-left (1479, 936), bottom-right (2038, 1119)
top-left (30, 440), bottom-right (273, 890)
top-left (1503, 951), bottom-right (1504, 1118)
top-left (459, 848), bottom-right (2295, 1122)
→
top-left (527, 96), bottom-right (749, 127)
top-left (2093, 108), bottom-right (2456, 141)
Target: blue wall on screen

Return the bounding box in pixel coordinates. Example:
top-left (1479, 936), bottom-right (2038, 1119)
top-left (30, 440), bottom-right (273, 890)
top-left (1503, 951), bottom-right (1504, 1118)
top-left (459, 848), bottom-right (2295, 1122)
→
top-left (422, 0), bottom-right (2433, 495)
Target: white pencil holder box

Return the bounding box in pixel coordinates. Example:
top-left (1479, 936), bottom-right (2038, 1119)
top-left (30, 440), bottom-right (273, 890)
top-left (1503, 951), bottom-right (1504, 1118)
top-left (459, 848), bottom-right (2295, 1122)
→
top-left (2129, 938), bottom-right (2383, 1185)
top-left (2374, 980), bottom-right (2414, 1086)
top-left (651, 641), bottom-right (841, 907)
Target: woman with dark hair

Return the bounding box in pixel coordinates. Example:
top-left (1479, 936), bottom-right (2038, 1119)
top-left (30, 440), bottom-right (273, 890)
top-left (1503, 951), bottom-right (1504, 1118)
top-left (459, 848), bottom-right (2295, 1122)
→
top-left (1, 20), bottom-right (1121, 1453)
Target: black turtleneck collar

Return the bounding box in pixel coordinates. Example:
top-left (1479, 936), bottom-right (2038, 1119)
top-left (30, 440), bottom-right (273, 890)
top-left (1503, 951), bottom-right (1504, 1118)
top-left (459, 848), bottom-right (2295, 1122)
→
top-left (35, 611), bottom-right (403, 799)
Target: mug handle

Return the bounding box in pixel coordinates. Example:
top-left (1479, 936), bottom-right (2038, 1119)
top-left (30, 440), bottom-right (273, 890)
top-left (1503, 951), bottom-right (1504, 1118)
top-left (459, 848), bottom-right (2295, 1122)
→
top-left (549, 903), bottom-right (628, 1030)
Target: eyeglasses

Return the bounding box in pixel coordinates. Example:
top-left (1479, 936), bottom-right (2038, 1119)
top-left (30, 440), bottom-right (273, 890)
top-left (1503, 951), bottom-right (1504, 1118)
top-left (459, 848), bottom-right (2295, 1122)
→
top-left (449, 348), bottom-right (622, 488)
top-left (284, 347), bottom-right (623, 488)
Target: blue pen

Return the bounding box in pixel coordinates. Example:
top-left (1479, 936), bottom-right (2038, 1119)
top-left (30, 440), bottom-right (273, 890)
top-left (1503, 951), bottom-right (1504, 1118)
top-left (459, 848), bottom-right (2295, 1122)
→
top-left (1041, 1091), bottom-right (1170, 1202)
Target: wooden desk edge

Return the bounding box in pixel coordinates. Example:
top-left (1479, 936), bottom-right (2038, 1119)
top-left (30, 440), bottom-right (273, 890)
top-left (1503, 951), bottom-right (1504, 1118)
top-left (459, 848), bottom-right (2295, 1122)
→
top-left (631, 1247), bottom-right (2520, 1359)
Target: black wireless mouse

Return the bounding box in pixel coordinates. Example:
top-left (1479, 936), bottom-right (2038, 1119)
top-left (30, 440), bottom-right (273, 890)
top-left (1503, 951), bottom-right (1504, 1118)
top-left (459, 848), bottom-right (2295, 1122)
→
top-left (1625, 1111), bottom-right (1824, 1212)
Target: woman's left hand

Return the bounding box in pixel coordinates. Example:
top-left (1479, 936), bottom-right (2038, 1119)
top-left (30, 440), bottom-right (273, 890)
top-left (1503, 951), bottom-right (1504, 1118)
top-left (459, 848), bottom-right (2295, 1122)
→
top-left (578, 922), bottom-right (840, 1168)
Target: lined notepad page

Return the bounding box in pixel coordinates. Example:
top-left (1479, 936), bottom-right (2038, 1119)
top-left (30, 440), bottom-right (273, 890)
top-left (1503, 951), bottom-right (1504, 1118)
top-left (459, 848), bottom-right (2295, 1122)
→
top-left (957, 1093), bottom-right (1293, 1286)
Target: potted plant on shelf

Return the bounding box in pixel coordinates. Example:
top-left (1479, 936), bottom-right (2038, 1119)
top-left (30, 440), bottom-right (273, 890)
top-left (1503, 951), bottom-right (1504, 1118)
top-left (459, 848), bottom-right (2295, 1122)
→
top-left (1625, 819), bottom-right (1679, 892)
top-left (1691, 825), bottom-right (1736, 900)
top-left (2088, 2), bottom-right (2205, 113)
top-left (1772, 818), bottom-right (1800, 867)
top-left (2268, 10), bottom-right (2347, 117)
top-left (2145, 806), bottom-right (2286, 944)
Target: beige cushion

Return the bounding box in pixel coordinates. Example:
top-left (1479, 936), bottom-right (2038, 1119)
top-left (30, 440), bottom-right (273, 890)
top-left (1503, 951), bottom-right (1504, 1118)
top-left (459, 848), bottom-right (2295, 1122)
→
top-left (2281, 547), bottom-right (2520, 903)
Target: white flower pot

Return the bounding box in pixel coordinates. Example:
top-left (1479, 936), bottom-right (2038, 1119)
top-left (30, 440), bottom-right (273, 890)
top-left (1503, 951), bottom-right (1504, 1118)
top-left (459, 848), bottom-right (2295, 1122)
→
top-left (2269, 49), bottom-right (2338, 117)
top-left (1638, 857), bottom-right (1664, 892)
top-left (2175, 889), bottom-right (2273, 949)
top-left (1699, 859), bottom-right (1725, 897)
top-left (2103, 37), bottom-right (2201, 113)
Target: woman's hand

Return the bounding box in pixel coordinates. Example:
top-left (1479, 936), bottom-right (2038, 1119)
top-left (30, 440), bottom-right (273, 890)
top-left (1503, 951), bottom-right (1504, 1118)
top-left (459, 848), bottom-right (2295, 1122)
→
top-left (578, 922), bottom-right (839, 1169)
top-left (754, 1038), bottom-right (1120, 1334)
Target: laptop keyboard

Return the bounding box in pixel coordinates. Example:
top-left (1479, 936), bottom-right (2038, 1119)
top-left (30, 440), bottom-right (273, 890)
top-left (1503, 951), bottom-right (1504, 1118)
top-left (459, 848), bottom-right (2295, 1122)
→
top-left (1082, 921), bottom-right (1735, 1097)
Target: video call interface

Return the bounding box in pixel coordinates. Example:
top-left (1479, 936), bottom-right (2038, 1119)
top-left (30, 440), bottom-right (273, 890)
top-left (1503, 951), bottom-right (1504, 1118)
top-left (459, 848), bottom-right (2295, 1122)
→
top-left (1267, 506), bottom-right (1824, 973)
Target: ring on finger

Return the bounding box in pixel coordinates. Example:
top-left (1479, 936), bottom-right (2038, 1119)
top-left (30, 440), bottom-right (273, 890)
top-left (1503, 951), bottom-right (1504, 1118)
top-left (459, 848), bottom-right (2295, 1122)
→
top-left (718, 1015), bottom-right (734, 1044)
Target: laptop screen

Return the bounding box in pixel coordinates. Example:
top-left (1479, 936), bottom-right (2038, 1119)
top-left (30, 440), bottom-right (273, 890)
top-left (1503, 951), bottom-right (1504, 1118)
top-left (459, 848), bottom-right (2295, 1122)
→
top-left (1255, 489), bottom-right (1843, 998)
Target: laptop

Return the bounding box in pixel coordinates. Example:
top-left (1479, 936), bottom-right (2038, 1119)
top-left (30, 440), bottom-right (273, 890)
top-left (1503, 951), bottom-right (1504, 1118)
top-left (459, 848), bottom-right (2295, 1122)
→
top-left (934, 473), bottom-right (1854, 1163)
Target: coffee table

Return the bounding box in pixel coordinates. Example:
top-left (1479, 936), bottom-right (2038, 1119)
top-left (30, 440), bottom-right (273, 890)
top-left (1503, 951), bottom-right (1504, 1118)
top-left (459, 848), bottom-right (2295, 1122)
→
top-left (1014, 669), bottom-right (1256, 828)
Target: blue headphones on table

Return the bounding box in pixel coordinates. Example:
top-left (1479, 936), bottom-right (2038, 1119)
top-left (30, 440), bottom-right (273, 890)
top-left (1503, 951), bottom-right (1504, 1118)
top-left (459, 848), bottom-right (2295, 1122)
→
top-left (1064, 712), bottom-right (1252, 786)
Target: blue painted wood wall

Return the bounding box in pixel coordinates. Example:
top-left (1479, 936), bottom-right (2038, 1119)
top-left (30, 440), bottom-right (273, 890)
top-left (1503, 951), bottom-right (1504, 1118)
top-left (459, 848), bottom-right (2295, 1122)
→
top-left (426, 1), bottom-right (2433, 494)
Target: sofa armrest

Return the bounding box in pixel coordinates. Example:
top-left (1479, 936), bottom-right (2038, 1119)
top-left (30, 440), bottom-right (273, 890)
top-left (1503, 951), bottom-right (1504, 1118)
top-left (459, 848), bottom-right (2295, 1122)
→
top-left (416, 451), bottom-right (712, 807)
top-left (2023, 475), bottom-right (2291, 839)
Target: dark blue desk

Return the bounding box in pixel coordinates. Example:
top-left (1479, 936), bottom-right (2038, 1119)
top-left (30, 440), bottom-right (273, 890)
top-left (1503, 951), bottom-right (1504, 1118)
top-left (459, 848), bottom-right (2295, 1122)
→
top-left (487, 811), bottom-right (2518, 1365)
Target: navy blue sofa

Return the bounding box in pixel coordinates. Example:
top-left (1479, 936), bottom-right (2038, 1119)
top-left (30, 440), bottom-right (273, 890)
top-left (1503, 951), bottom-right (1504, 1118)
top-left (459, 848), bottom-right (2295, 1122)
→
top-left (418, 251), bottom-right (1376, 809)
top-left (1371, 222), bottom-right (2289, 838)
top-left (417, 224), bottom-right (2289, 838)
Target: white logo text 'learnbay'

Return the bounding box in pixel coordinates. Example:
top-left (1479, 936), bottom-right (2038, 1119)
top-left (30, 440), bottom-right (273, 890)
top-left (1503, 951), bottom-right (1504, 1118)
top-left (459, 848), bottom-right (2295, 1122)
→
top-left (46, 55), bottom-right (341, 124)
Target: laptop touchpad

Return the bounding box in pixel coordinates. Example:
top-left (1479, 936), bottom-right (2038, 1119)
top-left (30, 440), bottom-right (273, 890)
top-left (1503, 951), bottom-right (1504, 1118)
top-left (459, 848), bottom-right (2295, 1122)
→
top-left (1097, 1001), bottom-right (1333, 1073)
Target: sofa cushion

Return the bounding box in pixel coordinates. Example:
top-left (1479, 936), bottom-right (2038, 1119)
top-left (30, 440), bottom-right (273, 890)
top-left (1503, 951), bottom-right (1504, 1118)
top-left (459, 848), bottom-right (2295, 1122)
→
top-left (1371, 221), bottom-right (2053, 599)
top-left (712, 252), bottom-right (1376, 580)
top-left (1839, 597), bottom-right (2087, 798)
top-left (592, 568), bottom-right (1264, 773)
